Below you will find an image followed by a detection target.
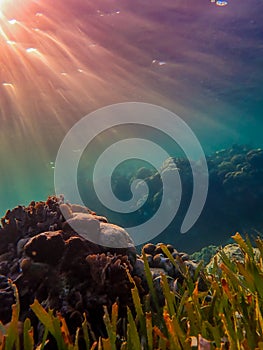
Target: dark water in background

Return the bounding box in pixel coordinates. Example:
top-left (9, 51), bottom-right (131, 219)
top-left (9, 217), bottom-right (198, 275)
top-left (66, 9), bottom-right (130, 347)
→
top-left (0, 0), bottom-right (263, 250)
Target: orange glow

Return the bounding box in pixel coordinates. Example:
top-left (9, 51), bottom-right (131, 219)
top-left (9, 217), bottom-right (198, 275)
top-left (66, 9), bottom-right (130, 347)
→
top-left (0, 0), bottom-right (174, 140)
top-left (0, 0), bottom-right (11, 12)
top-left (0, 0), bottom-right (259, 157)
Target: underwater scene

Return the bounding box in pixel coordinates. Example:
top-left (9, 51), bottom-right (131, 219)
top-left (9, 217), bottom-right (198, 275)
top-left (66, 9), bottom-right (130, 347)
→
top-left (0, 0), bottom-right (263, 348)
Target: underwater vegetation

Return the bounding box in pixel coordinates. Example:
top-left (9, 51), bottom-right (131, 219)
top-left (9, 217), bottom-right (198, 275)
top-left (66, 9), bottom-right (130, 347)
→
top-left (1, 233), bottom-right (263, 349)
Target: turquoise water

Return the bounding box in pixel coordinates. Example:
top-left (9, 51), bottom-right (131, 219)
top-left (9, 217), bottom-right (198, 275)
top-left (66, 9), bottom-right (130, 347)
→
top-left (0, 0), bottom-right (262, 249)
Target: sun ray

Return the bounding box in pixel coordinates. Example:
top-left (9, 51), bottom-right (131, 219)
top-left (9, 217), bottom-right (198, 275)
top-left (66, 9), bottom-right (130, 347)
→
top-left (0, 0), bottom-right (262, 217)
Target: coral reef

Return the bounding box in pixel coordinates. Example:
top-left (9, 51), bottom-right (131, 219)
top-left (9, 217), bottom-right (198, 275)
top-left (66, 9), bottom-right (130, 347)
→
top-left (83, 145), bottom-right (263, 252)
top-left (190, 245), bottom-right (218, 265)
top-left (0, 197), bottom-right (136, 333)
top-left (0, 196), bottom-right (201, 346)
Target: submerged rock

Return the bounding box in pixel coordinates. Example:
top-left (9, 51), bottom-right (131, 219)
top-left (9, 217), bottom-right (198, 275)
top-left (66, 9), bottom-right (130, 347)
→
top-left (141, 242), bottom-right (206, 292)
top-left (24, 231), bottom-right (66, 265)
top-left (65, 212), bottom-right (134, 249)
top-left (0, 275), bottom-right (16, 325)
top-left (99, 222), bottom-right (134, 248)
top-left (64, 211), bottom-right (136, 265)
top-left (65, 213), bottom-right (100, 240)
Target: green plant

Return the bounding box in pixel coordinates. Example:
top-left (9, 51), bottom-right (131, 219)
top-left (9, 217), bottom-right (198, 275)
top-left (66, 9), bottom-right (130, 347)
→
top-left (3, 233), bottom-right (263, 349)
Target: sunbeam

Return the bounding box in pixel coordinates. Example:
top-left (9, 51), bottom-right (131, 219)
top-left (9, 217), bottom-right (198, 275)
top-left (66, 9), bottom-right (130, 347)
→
top-left (0, 0), bottom-right (262, 217)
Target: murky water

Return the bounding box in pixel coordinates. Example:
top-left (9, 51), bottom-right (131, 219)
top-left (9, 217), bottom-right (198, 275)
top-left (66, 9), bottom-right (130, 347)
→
top-left (0, 0), bottom-right (262, 250)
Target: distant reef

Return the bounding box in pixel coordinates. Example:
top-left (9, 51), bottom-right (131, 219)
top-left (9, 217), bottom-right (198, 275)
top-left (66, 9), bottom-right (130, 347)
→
top-left (79, 144), bottom-right (263, 252)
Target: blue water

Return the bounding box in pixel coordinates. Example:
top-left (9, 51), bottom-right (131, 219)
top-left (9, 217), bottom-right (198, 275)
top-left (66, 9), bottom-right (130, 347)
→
top-left (0, 0), bottom-right (262, 251)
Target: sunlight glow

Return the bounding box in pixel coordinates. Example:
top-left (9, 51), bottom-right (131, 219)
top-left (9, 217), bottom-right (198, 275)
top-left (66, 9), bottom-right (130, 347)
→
top-left (2, 82), bottom-right (14, 87)
top-left (216, 1), bottom-right (228, 6)
top-left (0, 0), bottom-right (117, 135)
top-left (0, 0), bottom-right (231, 150)
top-left (26, 47), bottom-right (38, 53)
top-left (8, 18), bottom-right (17, 24)
top-left (6, 39), bottom-right (16, 44)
